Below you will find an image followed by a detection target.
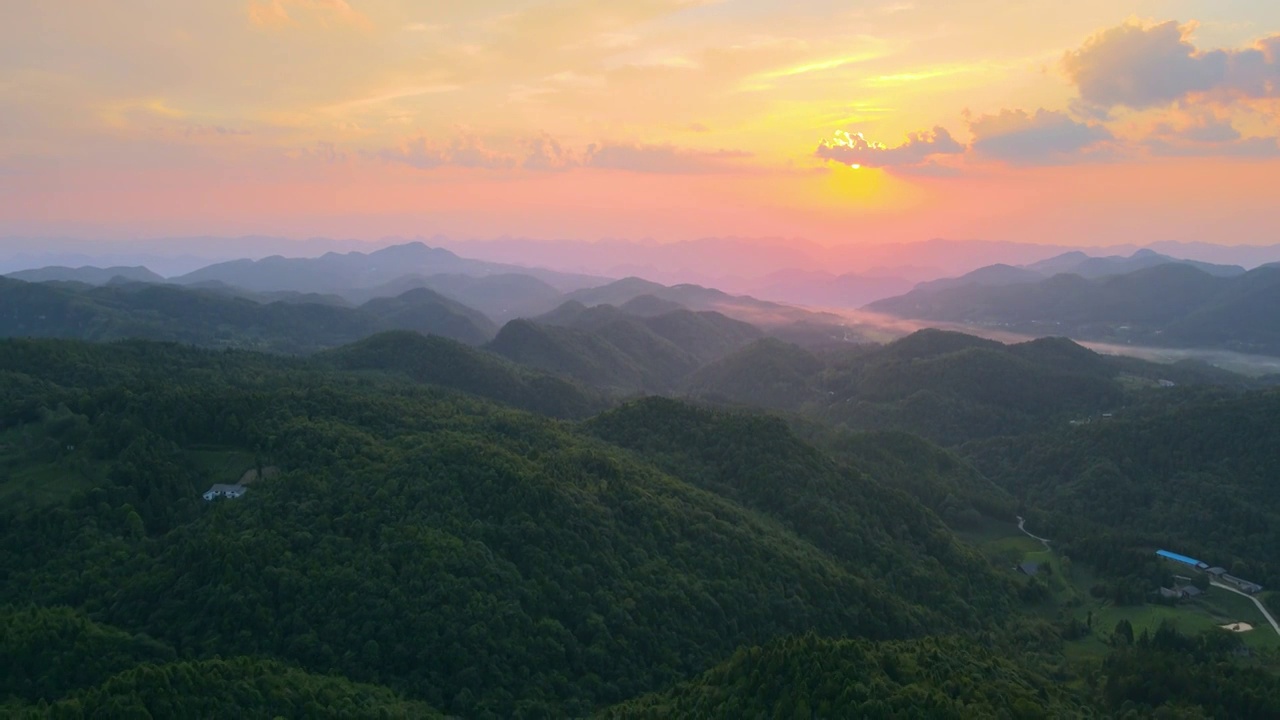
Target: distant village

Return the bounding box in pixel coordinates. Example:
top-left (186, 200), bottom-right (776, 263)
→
top-left (1157, 549), bottom-right (1264, 596)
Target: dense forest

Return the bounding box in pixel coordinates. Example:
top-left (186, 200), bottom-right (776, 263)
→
top-left (0, 337), bottom-right (1018, 716)
top-left (965, 386), bottom-right (1280, 590)
top-left (4, 312), bottom-right (1280, 715)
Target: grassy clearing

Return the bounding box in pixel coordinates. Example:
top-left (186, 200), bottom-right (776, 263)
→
top-left (187, 448), bottom-right (259, 485)
top-left (960, 516), bottom-right (1280, 656)
top-left (0, 424), bottom-right (99, 507)
top-left (1, 423), bottom-right (261, 506)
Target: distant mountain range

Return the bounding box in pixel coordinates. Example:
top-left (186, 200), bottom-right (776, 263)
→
top-left (5, 265), bottom-right (167, 285)
top-left (3, 242), bottom-right (851, 332)
top-left (170, 242), bottom-right (605, 294)
top-left (869, 261), bottom-right (1280, 356)
top-left (0, 265), bottom-right (853, 395)
top-left (7, 241), bottom-right (1280, 362)
top-left (0, 278), bottom-right (498, 352)
top-left (907, 249), bottom-right (1245, 297)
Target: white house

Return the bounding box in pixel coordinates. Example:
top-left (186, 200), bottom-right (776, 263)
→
top-left (203, 484), bottom-right (247, 501)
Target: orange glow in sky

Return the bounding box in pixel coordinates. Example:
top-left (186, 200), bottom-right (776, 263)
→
top-left (3, 1), bottom-right (1280, 246)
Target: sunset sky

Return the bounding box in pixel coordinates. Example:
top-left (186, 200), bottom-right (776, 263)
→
top-left (3, 1), bottom-right (1280, 246)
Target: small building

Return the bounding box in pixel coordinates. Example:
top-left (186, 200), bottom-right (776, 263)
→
top-left (1228, 577), bottom-right (1264, 594)
top-left (1159, 587), bottom-right (1180, 600)
top-left (203, 484), bottom-right (247, 501)
top-left (1158, 379), bottom-right (1176, 388)
top-left (1018, 562), bottom-right (1040, 577)
top-left (1207, 567), bottom-right (1228, 577)
top-left (1181, 586), bottom-right (1204, 599)
top-left (1156, 550), bottom-right (1204, 568)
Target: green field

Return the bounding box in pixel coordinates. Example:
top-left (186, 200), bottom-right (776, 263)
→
top-left (187, 447), bottom-right (261, 486)
top-left (0, 421), bottom-right (99, 507)
top-left (960, 516), bottom-right (1280, 656)
top-left (0, 423), bottom-right (262, 507)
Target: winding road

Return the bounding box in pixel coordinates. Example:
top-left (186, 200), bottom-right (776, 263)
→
top-left (1013, 517), bottom-right (1279, 639)
top-left (1211, 581), bottom-right (1280, 638)
top-left (1016, 516), bottom-right (1051, 551)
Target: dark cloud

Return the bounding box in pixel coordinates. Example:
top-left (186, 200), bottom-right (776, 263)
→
top-left (968, 109), bottom-right (1112, 164)
top-left (814, 127), bottom-right (963, 168)
top-left (1063, 21), bottom-right (1280, 110)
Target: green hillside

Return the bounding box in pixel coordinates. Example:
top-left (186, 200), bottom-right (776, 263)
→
top-left (0, 337), bottom-right (1022, 717)
top-left (965, 387), bottom-right (1280, 588)
top-left (4, 330), bottom-right (1278, 717)
top-left (585, 397), bottom-right (1019, 626)
top-left (600, 634), bottom-right (1088, 718)
top-left (683, 338), bottom-right (825, 410)
top-left (319, 330), bottom-right (607, 419)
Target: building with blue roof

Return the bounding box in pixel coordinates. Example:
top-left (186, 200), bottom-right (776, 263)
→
top-left (1156, 550), bottom-right (1205, 568)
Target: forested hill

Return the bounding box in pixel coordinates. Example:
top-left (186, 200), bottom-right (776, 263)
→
top-left (486, 302), bottom-right (763, 393)
top-left (685, 329), bottom-right (1257, 445)
top-left (585, 398), bottom-right (1019, 620)
top-left (0, 336), bottom-right (1020, 716)
top-left (965, 386), bottom-right (1280, 589)
top-left (319, 330), bottom-right (608, 419)
top-left (601, 634), bottom-right (1089, 718)
top-left (5, 333), bottom-right (1280, 715)
top-left (0, 277), bottom-right (498, 351)
top-left (604, 625), bottom-right (1280, 719)
top-left (0, 606), bottom-right (443, 719)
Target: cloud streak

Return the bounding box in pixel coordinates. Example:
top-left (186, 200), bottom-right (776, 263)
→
top-left (375, 133), bottom-right (757, 174)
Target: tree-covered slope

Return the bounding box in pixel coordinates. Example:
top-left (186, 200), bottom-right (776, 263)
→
top-left (779, 330), bottom-right (1122, 444)
top-left (8, 658), bottom-right (444, 719)
top-left (821, 430), bottom-right (1017, 527)
top-left (965, 387), bottom-right (1280, 587)
top-left (0, 605), bottom-right (176, 704)
top-left (487, 318), bottom-right (662, 392)
top-left (318, 330), bottom-right (607, 419)
top-left (0, 337), bottom-right (1019, 717)
top-left (515, 302), bottom-right (765, 393)
top-left (585, 397), bottom-right (1019, 627)
top-left (0, 606), bottom-right (440, 718)
top-left (682, 338), bottom-right (826, 410)
top-left (600, 634), bottom-right (1089, 719)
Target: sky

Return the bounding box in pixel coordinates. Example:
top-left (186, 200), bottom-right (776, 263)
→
top-left (3, 1), bottom-right (1280, 247)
